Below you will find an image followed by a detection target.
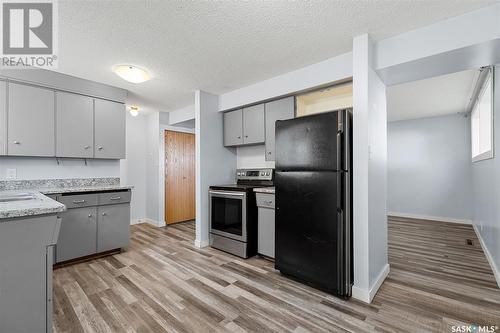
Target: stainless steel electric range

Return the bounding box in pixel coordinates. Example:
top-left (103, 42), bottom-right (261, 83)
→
top-left (209, 168), bottom-right (274, 258)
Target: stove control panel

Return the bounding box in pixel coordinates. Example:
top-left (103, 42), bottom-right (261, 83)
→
top-left (236, 168), bottom-right (274, 181)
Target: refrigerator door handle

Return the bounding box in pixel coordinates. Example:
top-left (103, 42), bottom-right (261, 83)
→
top-left (337, 110), bottom-right (344, 171)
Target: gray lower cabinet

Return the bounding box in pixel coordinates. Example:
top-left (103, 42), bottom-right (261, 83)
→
top-left (0, 80), bottom-right (6, 155)
top-left (223, 109), bottom-right (243, 146)
top-left (94, 99), bottom-right (126, 159)
top-left (55, 190), bottom-right (131, 263)
top-left (56, 91), bottom-right (94, 158)
top-left (8, 82), bottom-right (55, 156)
top-left (98, 203), bottom-right (130, 252)
top-left (265, 97), bottom-right (295, 161)
top-left (242, 104), bottom-right (265, 144)
top-left (56, 207), bottom-right (97, 262)
top-left (256, 193), bottom-right (275, 258)
top-left (0, 214), bottom-right (61, 333)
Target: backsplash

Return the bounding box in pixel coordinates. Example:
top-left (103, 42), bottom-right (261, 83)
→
top-left (0, 177), bottom-right (120, 191)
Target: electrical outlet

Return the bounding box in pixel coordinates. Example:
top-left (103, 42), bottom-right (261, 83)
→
top-left (6, 169), bottom-right (16, 180)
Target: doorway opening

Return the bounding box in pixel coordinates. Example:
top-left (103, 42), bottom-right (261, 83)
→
top-left (164, 130), bottom-right (196, 225)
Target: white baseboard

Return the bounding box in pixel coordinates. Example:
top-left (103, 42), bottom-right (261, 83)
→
top-left (473, 225), bottom-right (500, 289)
top-left (352, 264), bottom-right (390, 303)
top-left (130, 219), bottom-right (144, 225)
top-left (388, 212), bottom-right (472, 225)
top-left (194, 238), bottom-right (209, 248)
top-left (132, 218), bottom-right (164, 227)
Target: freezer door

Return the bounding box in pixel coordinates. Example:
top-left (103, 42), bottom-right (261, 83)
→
top-left (275, 171), bottom-right (346, 294)
top-left (275, 111), bottom-right (342, 171)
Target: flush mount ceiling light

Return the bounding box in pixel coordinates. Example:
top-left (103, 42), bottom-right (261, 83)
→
top-left (113, 64), bottom-right (151, 83)
top-left (129, 106), bottom-right (140, 117)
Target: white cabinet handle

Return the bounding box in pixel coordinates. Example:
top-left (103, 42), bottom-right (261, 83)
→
top-left (97, 146), bottom-right (103, 150)
top-left (237, 136), bottom-right (241, 139)
top-left (84, 145), bottom-right (90, 150)
top-left (264, 200), bottom-right (273, 205)
top-left (268, 151), bottom-right (272, 155)
top-left (13, 141), bottom-right (20, 144)
top-left (73, 200), bottom-right (86, 204)
top-left (102, 212), bottom-right (107, 216)
top-left (88, 213), bottom-right (92, 218)
top-left (109, 196), bottom-right (121, 200)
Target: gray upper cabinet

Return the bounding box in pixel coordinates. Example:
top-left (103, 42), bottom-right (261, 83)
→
top-left (94, 99), bottom-right (126, 159)
top-left (265, 97), bottom-right (295, 161)
top-left (56, 92), bottom-right (94, 158)
top-left (0, 81), bottom-right (6, 155)
top-left (243, 104), bottom-right (265, 145)
top-left (223, 109), bottom-right (243, 146)
top-left (8, 83), bottom-right (55, 156)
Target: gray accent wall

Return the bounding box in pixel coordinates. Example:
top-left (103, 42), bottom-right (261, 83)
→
top-left (472, 65), bottom-right (500, 282)
top-left (388, 114), bottom-right (473, 221)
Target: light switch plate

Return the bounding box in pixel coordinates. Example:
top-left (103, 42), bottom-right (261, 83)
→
top-left (6, 168), bottom-right (16, 180)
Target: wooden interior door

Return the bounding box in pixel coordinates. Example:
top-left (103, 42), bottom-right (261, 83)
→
top-left (165, 130), bottom-right (195, 224)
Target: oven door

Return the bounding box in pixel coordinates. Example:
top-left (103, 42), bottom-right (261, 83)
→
top-left (209, 190), bottom-right (247, 242)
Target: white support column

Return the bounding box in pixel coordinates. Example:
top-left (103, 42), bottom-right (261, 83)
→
top-left (352, 34), bottom-right (390, 303)
top-left (194, 90), bottom-right (237, 248)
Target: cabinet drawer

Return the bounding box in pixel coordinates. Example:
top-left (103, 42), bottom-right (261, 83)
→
top-left (58, 193), bottom-right (98, 208)
top-left (256, 193), bottom-right (275, 209)
top-left (98, 191), bottom-right (131, 205)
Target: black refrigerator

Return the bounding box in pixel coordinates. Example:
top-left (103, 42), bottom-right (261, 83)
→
top-left (274, 109), bottom-right (353, 297)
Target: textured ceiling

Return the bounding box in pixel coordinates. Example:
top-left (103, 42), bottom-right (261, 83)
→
top-left (55, 0), bottom-right (495, 112)
top-left (387, 69), bottom-right (478, 122)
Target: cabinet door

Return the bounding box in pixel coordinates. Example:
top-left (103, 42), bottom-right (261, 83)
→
top-left (223, 109), bottom-right (243, 146)
top-left (265, 97), bottom-right (295, 161)
top-left (8, 83), bottom-right (55, 156)
top-left (97, 204), bottom-right (130, 253)
top-left (56, 207), bottom-right (97, 263)
top-left (94, 99), bottom-right (126, 159)
top-left (258, 207), bottom-right (275, 258)
top-left (0, 81), bottom-right (6, 155)
top-left (243, 104), bottom-right (265, 144)
top-left (56, 92), bottom-right (93, 158)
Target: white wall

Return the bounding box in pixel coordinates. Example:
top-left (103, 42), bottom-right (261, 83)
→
top-left (236, 145), bottom-right (274, 169)
top-left (120, 113), bottom-right (147, 222)
top-left (145, 112), bottom-right (161, 223)
top-left (388, 114), bottom-right (472, 222)
top-left (195, 90), bottom-right (237, 247)
top-left (374, 3), bottom-right (500, 86)
top-left (352, 34), bottom-right (389, 303)
top-left (219, 52), bottom-right (352, 111)
top-left (169, 104), bottom-right (195, 125)
top-left (0, 157), bottom-right (119, 180)
top-left (472, 65), bottom-right (500, 286)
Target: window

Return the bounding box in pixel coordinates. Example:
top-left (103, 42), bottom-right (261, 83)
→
top-left (471, 69), bottom-right (494, 162)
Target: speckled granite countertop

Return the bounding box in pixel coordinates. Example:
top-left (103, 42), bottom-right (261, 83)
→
top-left (36, 185), bottom-right (133, 194)
top-left (0, 191), bottom-right (66, 220)
top-left (0, 178), bottom-right (133, 220)
top-left (254, 187), bottom-right (275, 194)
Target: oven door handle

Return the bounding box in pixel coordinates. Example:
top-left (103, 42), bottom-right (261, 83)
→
top-left (209, 190), bottom-right (246, 197)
